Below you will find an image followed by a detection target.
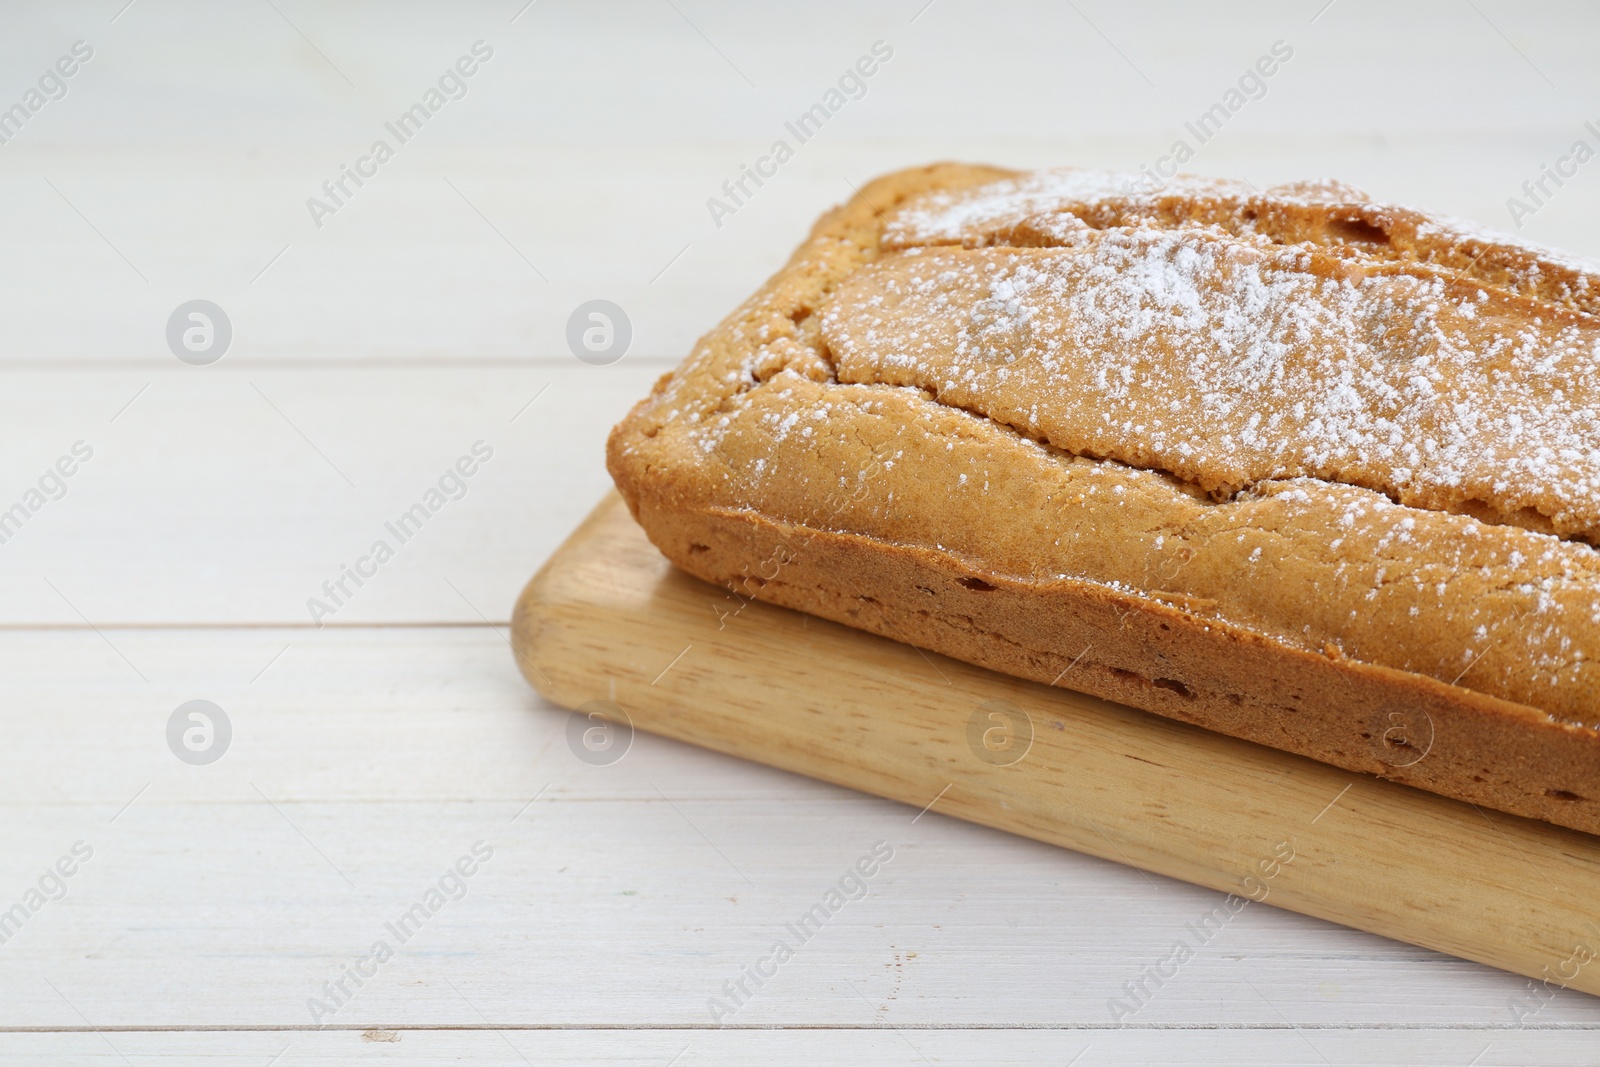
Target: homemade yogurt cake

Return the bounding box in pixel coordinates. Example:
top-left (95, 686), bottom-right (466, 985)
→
top-left (607, 163), bottom-right (1600, 834)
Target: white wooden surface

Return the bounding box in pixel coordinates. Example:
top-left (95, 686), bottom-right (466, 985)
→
top-left (4, 1), bottom-right (1600, 1062)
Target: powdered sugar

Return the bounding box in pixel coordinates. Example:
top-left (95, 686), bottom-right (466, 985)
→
top-left (825, 222), bottom-right (1600, 540)
top-left (886, 169), bottom-right (1256, 246)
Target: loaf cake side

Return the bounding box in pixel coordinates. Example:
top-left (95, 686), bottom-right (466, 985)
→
top-left (606, 163), bottom-right (1600, 834)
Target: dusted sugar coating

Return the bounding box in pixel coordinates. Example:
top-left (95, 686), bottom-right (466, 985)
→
top-left (607, 163), bottom-right (1600, 834)
top-left (883, 169), bottom-right (1600, 317)
top-left (823, 233), bottom-right (1600, 539)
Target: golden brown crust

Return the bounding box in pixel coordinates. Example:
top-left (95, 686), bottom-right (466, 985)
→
top-left (637, 496), bottom-right (1600, 835)
top-left (606, 163), bottom-right (1600, 835)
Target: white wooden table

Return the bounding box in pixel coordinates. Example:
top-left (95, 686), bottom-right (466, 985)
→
top-left (4, 2), bottom-right (1599, 1062)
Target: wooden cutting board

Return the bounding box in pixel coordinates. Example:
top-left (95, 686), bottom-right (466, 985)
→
top-left (512, 491), bottom-right (1600, 1001)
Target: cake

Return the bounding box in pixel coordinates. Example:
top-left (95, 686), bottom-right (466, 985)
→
top-left (606, 163), bottom-right (1600, 835)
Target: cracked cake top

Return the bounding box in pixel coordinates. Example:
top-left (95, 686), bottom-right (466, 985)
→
top-left (608, 164), bottom-right (1600, 728)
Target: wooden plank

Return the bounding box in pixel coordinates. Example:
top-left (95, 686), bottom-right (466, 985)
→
top-left (3, 136), bottom-right (1596, 365)
top-left (0, 364), bottom-right (662, 626)
top-left (2, 1027), bottom-right (1600, 1067)
top-left (4, 627), bottom-right (1596, 1029)
top-left (514, 493), bottom-right (1600, 1002)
